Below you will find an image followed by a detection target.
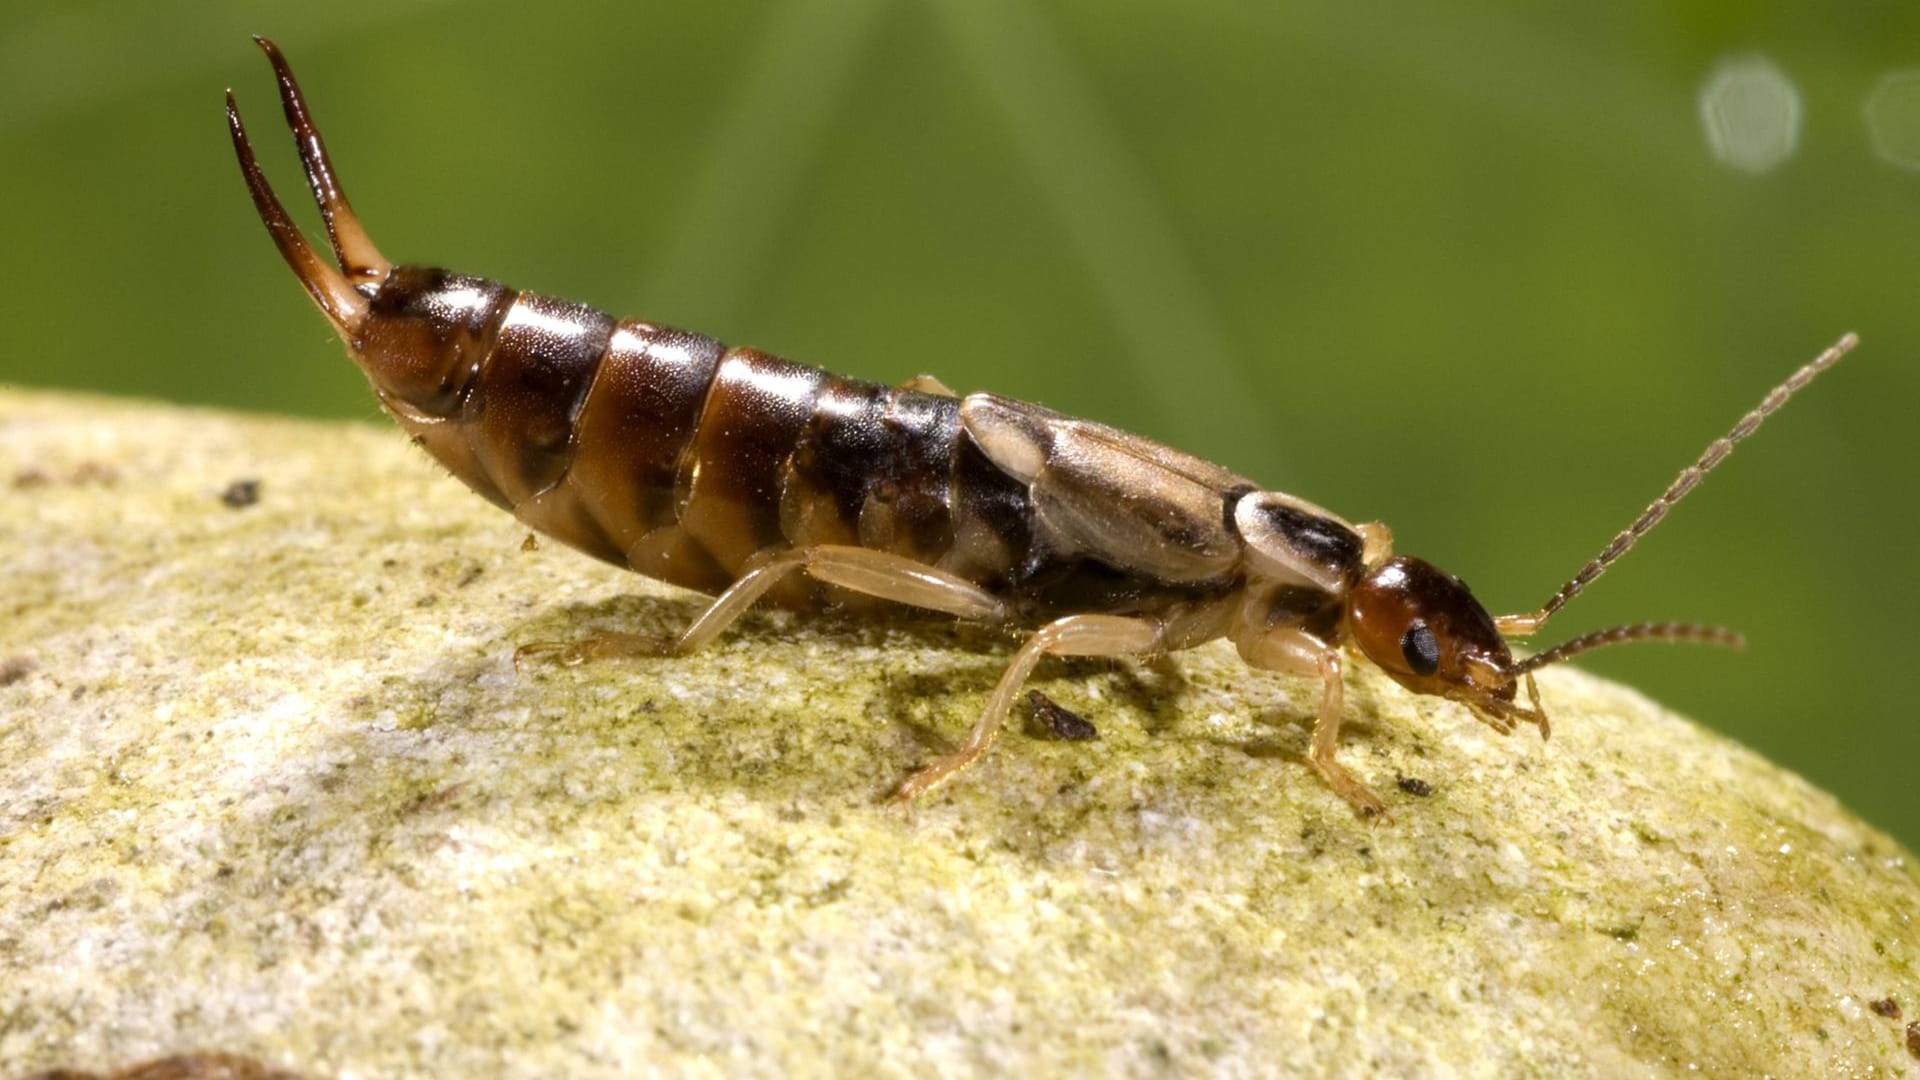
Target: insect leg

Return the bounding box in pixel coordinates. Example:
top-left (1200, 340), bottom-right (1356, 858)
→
top-left (1241, 625), bottom-right (1389, 819)
top-left (1308, 651), bottom-right (1390, 821)
top-left (894, 614), bottom-right (1164, 802)
top-left (515, 545), bottom-right (1006, 666)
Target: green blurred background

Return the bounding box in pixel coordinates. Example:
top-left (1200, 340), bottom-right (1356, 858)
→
top-left (3, 2), bottom-right (1913, 847)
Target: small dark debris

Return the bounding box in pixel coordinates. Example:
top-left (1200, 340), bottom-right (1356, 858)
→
top-left (1605, 925), bottom-right (1639, 942)
top-left (1870, 997), bottom-right (1901, 1019)
top-left (0, 655), bottom-right (33, 686)
top-left (457, 564), bottom-right (484, 588)
top-left (1026, 690), bottom-right (1097, 741)
top-left (219, 478), bottom-right (262, 509)
top-left (11, 467), bottom-right (50, 489)
top-left (521, 532), bottom-right (540, 552)
top-left (1909, 1021), bottom-right (1920, 1060)
top-left (1396, 775), bottom-right (1433, 797)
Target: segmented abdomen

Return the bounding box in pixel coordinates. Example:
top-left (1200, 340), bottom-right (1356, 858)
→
top-left (380, 269), bottom-right (1038, 611)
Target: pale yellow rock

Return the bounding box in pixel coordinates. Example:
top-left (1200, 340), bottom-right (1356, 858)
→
top-left (1, 387), bottom-right (1915, 1078)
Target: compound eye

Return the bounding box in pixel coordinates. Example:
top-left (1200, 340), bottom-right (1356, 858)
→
top-left (1401, 620), bottom-right (1441, 677)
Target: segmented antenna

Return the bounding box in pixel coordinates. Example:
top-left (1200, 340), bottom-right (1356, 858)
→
top-left (1511, 622), bottom-right (1744, 676)
top-left (1496, 332), bottom-right (1857, 637)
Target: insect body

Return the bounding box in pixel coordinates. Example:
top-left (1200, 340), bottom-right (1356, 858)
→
top-left (227, 39), bottom-right (1856, 818)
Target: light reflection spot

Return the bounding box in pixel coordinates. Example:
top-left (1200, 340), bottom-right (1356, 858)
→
top-left (1698, 56), bottom-right (1801, 175)
top-left (1865, 70), bottom-right (1920, 171)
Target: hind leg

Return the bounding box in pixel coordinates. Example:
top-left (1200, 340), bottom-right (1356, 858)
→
top-left (515, 545), bottom-right (1006, 666)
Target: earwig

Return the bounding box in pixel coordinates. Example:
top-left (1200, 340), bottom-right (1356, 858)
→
top-left (227, 39), bottom-right (1858, 819)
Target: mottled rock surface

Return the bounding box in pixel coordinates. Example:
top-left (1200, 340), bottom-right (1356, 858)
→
top-left (2, 388), bottom-right (1915, 1078)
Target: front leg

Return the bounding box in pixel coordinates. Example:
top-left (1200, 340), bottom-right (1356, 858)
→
top-left (1236, 624), bottom-right (1388, 820)
top-left (1308, 651), bottom-right (1388, 821)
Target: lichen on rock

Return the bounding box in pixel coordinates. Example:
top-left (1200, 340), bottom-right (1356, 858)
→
top-left (2, 388), bottom-right (1915, 1077)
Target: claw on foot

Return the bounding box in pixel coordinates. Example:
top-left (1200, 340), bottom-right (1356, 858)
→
top-left (892, 749), bottom-right (979, 805)
top-left (1337, 780), bottom-right (1392, 824)
top-left (1313, 758), bottom-right (1394, 824)
top-left (1355, 800), bottom-right (1395, 826)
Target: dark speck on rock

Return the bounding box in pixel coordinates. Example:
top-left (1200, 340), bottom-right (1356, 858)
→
top-left (220, 478), bottom-right (262, 509)
top-left (1025, 690), bottom-right (1097, 741)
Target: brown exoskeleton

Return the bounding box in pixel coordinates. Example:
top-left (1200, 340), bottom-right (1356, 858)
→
top-left (227, 38), bottom-right (1856, 819)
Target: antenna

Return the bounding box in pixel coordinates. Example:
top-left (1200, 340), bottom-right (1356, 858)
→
top-left (1510, 622), bottom-right (1744, 676)
top-left (1495, 332), bottom-right (1857, 638)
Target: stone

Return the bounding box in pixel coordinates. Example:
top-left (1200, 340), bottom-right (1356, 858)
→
top-left (2, 389), bottom-right (1914, 1076)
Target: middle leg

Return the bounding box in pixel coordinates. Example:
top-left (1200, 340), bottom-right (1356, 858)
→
top-left (895, 613), bottom-right (1164, 801)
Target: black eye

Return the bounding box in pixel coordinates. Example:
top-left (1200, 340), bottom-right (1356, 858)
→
top-left (1401, 621), bottom-right (1440, 676)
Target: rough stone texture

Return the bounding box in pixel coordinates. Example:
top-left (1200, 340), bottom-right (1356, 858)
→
top-left (1, 387), bottom-right (1915, 1078)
